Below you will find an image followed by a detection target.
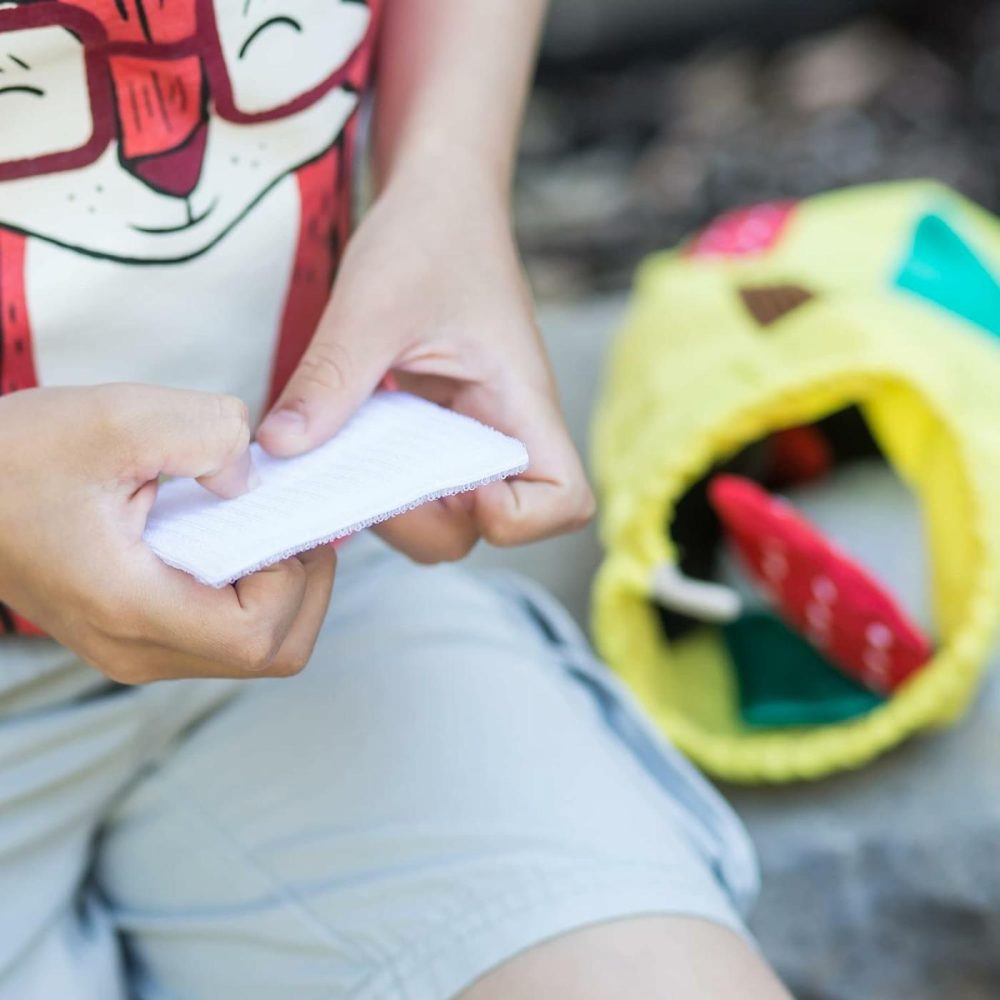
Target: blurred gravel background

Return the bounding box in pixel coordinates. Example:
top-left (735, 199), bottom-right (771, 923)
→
top-left (521, 0), bottom-right (1000, 297)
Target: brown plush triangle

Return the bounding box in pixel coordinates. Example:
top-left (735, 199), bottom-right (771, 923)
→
top-left (739, 284), bottom-right (816, 327)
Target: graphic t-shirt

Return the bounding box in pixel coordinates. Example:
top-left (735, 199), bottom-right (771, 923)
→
top-left (0, 0), bottom-right (381, 635)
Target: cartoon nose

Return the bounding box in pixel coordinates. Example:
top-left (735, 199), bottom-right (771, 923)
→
top-left (130, 123), bottom-right (208, 198)
top-left (110, 54), bottom-right (208, 199)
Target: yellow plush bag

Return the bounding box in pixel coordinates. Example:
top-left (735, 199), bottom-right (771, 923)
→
top-left (592, 181), bottom-right (1000, 783)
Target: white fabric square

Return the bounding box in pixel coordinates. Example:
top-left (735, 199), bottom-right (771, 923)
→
top-left (144, 392), bottom-right (528, 586)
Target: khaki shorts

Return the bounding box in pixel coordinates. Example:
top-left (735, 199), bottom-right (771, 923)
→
top-left (0, 533), bottom-right (757, 1000)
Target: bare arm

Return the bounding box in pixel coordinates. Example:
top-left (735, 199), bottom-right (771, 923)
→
top-left (260, 0), bottom-right (593, 559)
top-left (373, 0), bottom-right (549, 192)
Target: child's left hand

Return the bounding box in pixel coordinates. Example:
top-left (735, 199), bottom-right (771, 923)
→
top-left (257, 158), bottom-right (594, 562)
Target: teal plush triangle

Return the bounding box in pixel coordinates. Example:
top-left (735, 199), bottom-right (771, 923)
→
top-left (724, 612), bottom-right (884, 728)
top-left (895, 212), bottom-right (1000, 340)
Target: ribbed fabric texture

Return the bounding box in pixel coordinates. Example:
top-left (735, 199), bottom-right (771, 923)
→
top-left (145, 391), bottom-right (527, 587)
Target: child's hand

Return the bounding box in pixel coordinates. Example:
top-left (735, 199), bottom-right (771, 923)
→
top-left (0, 385), bottom-right (335, 682)
top-left (258, 161), bottom-right (594, 562)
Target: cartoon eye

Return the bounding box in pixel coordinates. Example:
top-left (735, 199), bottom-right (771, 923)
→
top-left (0, 28), bottom-right (93, 166)
top-left (216, 0), bottom-right (369, 116)
top-left (0, 49), bottom-right (45, 99)
top-left (1, 50), bottom-right (44, 98)
top-left (238, 15), bottom-right (303, 60)
top-left (0, 85), bottom-right (44, 97)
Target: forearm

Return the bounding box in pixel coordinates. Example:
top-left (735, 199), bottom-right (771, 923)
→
top-left (372, 0), bottom-right (548, 196)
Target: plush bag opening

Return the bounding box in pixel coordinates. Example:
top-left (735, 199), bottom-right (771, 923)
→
top-left (594, 370), bottom-right (993, 782)
top-left (657, 401), bottom-right (935, 729)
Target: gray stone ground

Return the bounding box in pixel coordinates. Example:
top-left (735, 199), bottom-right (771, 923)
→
top-left (468, 295), bottom-right (1000, 999)
top-left (734, 664), bottom-right (1000, 1000)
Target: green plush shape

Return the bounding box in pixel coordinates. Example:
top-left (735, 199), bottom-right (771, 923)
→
top-left (895, 212), bottom-right (1000, 340)
top-left (723, 612), bottom-right (884, 728)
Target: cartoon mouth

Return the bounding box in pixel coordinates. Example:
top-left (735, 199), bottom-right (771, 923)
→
top-left (131, 198), bottom-right (219, 235)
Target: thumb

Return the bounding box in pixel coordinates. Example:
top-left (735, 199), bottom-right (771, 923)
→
top-left (256, 322), bottom-right (391, 458)
top-left (110, 384), bottom-right (255, 499)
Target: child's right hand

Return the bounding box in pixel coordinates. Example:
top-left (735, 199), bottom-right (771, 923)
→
top-left (0, 384), bottom-right (336, 684)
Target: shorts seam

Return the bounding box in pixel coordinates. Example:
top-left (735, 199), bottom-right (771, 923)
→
top-left (345, 861), bottom-right (743, 999)
top-left (131, 773), bottom-right (385, 972)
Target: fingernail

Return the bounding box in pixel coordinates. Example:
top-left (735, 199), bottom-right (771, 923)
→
top-left (259, 407), bottom-right (307, 437)
top-left (198, 449), bottom-right (259, 500)
top-left (246, 457), bottom-right (262, 491)
top-left (234, 448), bottom-right (260, 494)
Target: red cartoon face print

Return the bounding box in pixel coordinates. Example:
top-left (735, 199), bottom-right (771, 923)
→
top-left (0, 0), bottom-right (375, 262)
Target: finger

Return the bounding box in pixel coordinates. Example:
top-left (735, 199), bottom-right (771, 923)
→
top-left (468, 386), bottom-right (594, 547)
top-left (81, 555), bottom-right (310, 683)
top-left (256, 315), bottom-right (392, 458)
top-left (112, 550), bottom-right (335, 684)
top-left (89, 640), bottom-right (268, 685)
top-left (228, 558), bottom-right (309, 670)
top-left (372, 495), bottom-right (480, 563)
top-left (127, 550), bottom-right (308, 673)
top-left (266, 545), bottom-right (337, 674)
top-left (102, 384), bottom-right (254, 496)
top-left (198, 448), bottom-right (260, 500)
top-left (473, 477), bottom-right (594, 547)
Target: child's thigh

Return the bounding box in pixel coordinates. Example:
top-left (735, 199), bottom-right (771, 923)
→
top-left (460, 916), bottom-right (791, 1000)
top-left (96, 534), bottom-right (758, 1000)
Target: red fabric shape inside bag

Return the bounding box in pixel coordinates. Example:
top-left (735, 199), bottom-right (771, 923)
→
top-left (709, 474), bottom-right (933, 694)
top-left (768, 426), bottom-right (833, 485)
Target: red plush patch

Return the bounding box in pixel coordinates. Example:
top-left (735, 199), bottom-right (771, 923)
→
top-left (685, 201), bottom-right (797, 258)
top-left (768, 426), bottom-right (833, 486)
top-left (709, 475), bottom-right (932, 694)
